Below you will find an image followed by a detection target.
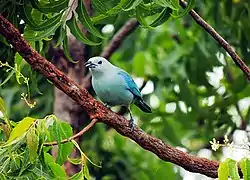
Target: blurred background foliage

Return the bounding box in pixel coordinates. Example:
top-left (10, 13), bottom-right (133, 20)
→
top-left (0, 0), bottom-right (250, 179)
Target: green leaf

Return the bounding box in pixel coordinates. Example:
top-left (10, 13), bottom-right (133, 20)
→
top-left (29, 13), bottom-right (63, 31)
top-left (6, 117), bottom-right (36, 145)
top-left (0, 96), bottom-right (7, 119)
top-left (44, 153), bottom-right (67, 179)
top-left (172, 0), bottom-right (195, 18)
top-left (0, 69), bottom-right (15, 87)
top-left (122, 0), bottom-right (143, 11)
top-left (66, 15), bottom-right (101, 46)
top-left (76, 0), bottom-right (105, 39)
top-left (20, 3), bottom-right (38, 29)
top-left (52, 121), bottom-right (74, 165)
top-left (14, 53), bottom-right (23, 84)
top-left (67, 157), bottom-right (82, 165)
top-left (92, 0), bottom-right (109, 14)
top-left (84, 162), bottom-right (90, 180)
top-left (62, 34), bottom-right (78, 63)
top-left (227, 159), bottom-right (240, 180)
top-left (240, 158), bottom-right (250, 180)
top-left (136, 6), bottom-right (152, 28)
top-left (150, 7), bottom-right (172, 27)
top-left (26, 127), bottom-right (39, 163)
top-left (133, 51), bottom-right (145, 76)
top-left (24, 23), bottom-right (61, 41)
top-left (55, 25), bottom-right (66, 47)
top-left (70, 169), bottom-right (84, 180)
top-left (218, 160), bottom-right (228, 180)
top-left (30, 0), bottom-right (68, 13)
top-left (29, 69), bottom-right (43, 95)
top-left (154, 0), bottom-right (179, 10)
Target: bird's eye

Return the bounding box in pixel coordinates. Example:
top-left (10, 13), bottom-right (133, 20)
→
top-left (98, 61), bottom-right (102, 64)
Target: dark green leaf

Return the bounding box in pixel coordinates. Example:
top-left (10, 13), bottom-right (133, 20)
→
top-left (24, 23), bottom-right (61, 41)
top-left (136, 6), bottom-right (151, 28)
top-left (0, 69), bottom-right (15, 87)
top-left (30, 13), bottom-right (63, 31)
top-left (20, 3), bottom-right (38, 29)
top-left (150, 7), bottom-right (172, 27)
top-left (122, 0), bottom-right (143, 11)
top-left (92, 0), bottom-right (109, 14)
top-left (154, 0), bottom-right (179, 10)
top-left (172, 0), bottom-right (195, 18)
top-left (66, 15), bottom-right (101, 46)
top-left (76, 0), bottom-right (105, 39)
top-left (62, 34), bottom-right (78, 63)
top-left (55, 25), bottom-right (66, 47)
top-left (30, 0), bottom-right (68, 13)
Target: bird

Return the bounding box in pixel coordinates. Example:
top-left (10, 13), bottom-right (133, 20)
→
top-left (85, 56), bottom-right (151, 128)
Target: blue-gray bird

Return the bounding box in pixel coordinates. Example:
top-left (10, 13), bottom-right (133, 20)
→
top-left (85, 56), bottom-right (151, 128)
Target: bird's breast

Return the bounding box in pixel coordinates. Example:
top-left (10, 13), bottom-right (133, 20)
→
top-left (92, 75), bottom-right (133, 106)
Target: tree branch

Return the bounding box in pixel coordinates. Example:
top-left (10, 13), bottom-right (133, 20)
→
top-left (100, 18), bottom-right (139, 59)
top-left (43, 119), bottom-right (98, 146)
top-left (0, 14), bottom-right (219, 178)
top-left (180, 0), bottom-right (250, 81)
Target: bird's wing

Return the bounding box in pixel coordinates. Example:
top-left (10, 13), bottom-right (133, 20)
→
top-left (117, 71), bottom-right (141, 98)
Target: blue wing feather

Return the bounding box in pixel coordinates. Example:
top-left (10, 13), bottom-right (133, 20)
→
top-left (117, 71), bottom-right (141, 98)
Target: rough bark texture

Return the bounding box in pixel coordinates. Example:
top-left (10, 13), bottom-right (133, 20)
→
top-left (0, 15), bottom-right (220, 178)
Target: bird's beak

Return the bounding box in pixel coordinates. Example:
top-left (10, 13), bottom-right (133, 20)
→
top-left (84, 61), bottom-right (97, 68)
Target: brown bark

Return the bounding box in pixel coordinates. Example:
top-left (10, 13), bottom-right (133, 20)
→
top-left (0, 14), bottom-right (220, 178)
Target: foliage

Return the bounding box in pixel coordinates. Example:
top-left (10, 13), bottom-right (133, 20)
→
top-left (0, 0), bottom-right (250, 179)
top-left (0, 110), bottom-right (99, 179)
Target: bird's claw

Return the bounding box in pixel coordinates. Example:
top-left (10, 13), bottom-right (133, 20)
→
top-left (104, 103), bottom-right (111, 109)
top-left (129, 118), bottom-right (134, 130)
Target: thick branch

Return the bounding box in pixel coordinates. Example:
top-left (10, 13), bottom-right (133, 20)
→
top-left (100, 18), bottom-right (139, 59)
top-left (0, 15), bottom-right (219, 178)
top-left (180, 0), bottom-right (250, 81)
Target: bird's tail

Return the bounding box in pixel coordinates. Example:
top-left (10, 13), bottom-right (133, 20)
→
top-left (135, 98), bottom-right (152, 113)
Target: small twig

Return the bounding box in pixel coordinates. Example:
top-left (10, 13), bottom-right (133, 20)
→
top-left (43, 119), bottom-right (98, 146)
top-left (179, 0), bottom-right (250, 81)
top-left (101, 19), bottom-right (139, 59)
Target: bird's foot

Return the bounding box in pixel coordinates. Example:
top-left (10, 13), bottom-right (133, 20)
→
top-left (129, 118), bottom-right (135, 130)
top-left (104, 103), bottom-right (111, 109)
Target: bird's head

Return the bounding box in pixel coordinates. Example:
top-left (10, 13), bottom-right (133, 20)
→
top-left (85, 56), bottom-right (113, 75)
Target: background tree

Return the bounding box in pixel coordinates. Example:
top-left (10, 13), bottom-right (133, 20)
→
top-left (0, 0), bottom-right (249, 179)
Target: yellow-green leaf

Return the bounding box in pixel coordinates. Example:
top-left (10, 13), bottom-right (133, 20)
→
top-left (26, 127), bottom-right (39, 163)
top-left (218, 160), bottom-right (228, 180)
top-left (227, 159), bottom-right (240, 180)
top-left (6, 117), bottom-right (36, 144)
top-left (14, 53), bottom-right (23, 84)
top-left (240, 158), bottom-right (250, 180)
